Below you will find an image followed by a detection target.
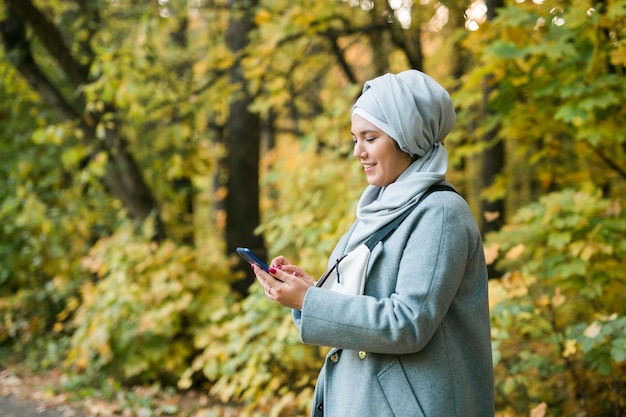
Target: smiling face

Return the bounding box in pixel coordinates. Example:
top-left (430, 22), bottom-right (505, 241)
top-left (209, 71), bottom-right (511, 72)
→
top-left (351, 114), bottom-right (415, 187)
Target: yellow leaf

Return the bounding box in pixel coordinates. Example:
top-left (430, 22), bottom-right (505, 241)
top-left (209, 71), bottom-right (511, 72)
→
top-left (501, 271), bottom-right (528, 298)
top-left (255, 9), bottom-right (272, 25)
top-left (536, 294), bottom-right (550, 306)
top-left (584, 321), bottom-right (602, 338)
top-left (483, 243), bottom-right (499, 265)
top-left (530, 402), bottom-right (547, 417)
top-left (581, 245), bottom-right (595, 260)
top-left (483, 210), bottom-right (501, 222)
top-left (215, 186), bottom-right (228, 201)
top-left (601, 313), bottom-right (618, 321)
top-left (552, 287), bottom-right (565, 307)
top-left (562, 339), bottom-right (577, 357)
top-left (506, 244), bottom-right (525, 260)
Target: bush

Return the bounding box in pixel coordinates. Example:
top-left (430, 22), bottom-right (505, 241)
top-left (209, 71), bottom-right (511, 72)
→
top-left (66, 220), bottom-right (236, 385)
top-left (486, 188), bottom-right (626, 416)
top-left (179, 287), bottom-right (322, 416)
top-left (0, 116), bottom-right (114, 357)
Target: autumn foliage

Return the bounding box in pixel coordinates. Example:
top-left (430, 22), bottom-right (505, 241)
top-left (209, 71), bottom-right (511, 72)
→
top-left (1, 0), bottom-right (625, 416)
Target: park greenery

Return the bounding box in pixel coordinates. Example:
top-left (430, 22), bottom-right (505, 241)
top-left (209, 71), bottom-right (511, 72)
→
top-left (1, 0), bottom-right (625, 416)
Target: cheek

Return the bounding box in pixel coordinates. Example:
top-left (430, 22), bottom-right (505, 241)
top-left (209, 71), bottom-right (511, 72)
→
top-left (383, 154), bottom-right (412, 183)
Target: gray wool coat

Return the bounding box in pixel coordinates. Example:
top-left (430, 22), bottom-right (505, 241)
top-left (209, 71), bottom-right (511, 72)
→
top-left (293, 190), bottom-right (494, 417)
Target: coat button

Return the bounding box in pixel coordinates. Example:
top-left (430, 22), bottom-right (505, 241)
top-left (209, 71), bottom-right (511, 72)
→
top-left (330, 353), bottom-right (339, 362)
top-left (358, 351), bottom-right (367, 359)
top-left (316, 402), bottom-right (324, 411)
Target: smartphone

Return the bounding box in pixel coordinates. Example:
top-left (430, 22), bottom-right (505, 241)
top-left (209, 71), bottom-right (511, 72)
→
top-left (236, 247), bottom-right (270, 272)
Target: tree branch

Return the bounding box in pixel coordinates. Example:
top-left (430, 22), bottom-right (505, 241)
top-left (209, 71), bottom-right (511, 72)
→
top-left (328, 35), bottom-right (357, 84)
top-left (383, 1), bottom-right (423, 70)
top-left (589, 143), bottom-right (626, 180)
top-left (6, 0), bottom-right (89, 89)
top-left (0, 8), bottom-right (79, 121)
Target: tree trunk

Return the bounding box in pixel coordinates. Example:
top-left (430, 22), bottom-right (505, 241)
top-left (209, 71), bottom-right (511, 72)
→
top-left (224, 0), bottom-right (264, 296)
top-left (481, 0), bottom-right (505, 277)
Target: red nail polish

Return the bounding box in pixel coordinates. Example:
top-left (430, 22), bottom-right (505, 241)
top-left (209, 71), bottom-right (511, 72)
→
top-left (268, 267), bottom-right (277, 274)
top-left (250, 264), bottom-right (255, 270)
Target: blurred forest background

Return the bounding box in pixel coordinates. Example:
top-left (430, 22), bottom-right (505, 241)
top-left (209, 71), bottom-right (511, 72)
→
top-left (1, 0), bottom-right (625, 416)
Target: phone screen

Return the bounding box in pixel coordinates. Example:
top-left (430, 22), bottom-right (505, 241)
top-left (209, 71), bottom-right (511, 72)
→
top-left (236, 247), bottom-right (270, 272)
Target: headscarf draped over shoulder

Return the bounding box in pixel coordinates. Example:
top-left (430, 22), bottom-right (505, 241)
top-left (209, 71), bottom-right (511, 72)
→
top-left (352, 70), bottom-right (456, 158)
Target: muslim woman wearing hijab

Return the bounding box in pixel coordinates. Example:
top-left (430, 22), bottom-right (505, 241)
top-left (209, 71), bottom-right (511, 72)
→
top-left (253, 70), bottom-right (494, 417)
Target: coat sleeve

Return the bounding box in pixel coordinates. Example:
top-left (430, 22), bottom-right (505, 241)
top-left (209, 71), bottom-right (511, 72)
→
top-left (298, 193), bottom-right (482, 354)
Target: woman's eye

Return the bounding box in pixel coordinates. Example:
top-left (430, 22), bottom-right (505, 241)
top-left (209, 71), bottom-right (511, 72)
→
top-left (352, 137), bottom-right (376, 145)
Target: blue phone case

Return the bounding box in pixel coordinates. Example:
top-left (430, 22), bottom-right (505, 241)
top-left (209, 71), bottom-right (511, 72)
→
top-left (236, 247), bottom-right (270, 272)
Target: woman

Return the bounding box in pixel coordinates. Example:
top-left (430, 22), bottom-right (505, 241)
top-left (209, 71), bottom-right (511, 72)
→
top-left (254, 70), bottom-right (494, 417)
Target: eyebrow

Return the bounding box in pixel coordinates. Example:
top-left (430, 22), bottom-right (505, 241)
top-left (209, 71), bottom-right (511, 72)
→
top-left (350, 128), bottom-right (380, 137)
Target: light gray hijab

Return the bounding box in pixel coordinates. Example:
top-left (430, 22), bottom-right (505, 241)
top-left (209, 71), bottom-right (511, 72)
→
top-left (346, 70), bottom-right (456, 250)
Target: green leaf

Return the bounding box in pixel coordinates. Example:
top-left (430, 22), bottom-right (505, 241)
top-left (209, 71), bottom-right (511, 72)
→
top-left (610, 339), bottom-right (626, 363)
top-left (487, 40), bottom-right (527, 59)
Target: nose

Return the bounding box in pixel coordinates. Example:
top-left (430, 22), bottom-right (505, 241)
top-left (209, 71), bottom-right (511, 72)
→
top-left (353, 141), bottom-right (366, 159)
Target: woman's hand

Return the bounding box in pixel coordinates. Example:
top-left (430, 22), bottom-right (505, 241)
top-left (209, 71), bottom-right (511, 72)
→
top-left (253, 256), bottom-right (314, 310)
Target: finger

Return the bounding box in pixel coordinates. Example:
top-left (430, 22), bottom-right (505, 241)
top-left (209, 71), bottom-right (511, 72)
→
top-left (254, 265), bottom-right (275, 286)
top-left (256, 271), bottom-right (274, 293)
top-left (280, 265), bottom-right (302, 275)
top-left (280, 265), bottom-right (311, 281)
top-left (267, 266), bottom-right (292, 284)
top-left (255, 272), bottom-right (268, 289)
top-left (270, 256), bottom-right (291, 268)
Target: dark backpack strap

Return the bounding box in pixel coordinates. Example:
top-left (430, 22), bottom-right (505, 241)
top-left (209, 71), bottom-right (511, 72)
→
top-left (364, 184), bottom-right (457, 250)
